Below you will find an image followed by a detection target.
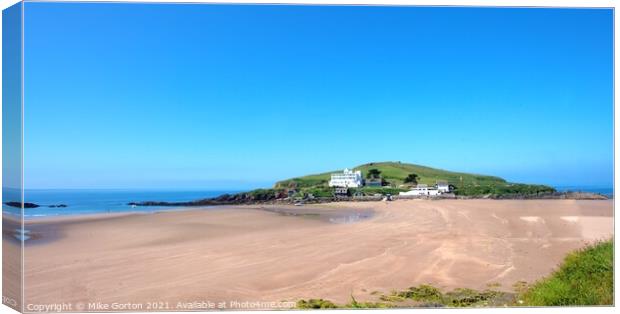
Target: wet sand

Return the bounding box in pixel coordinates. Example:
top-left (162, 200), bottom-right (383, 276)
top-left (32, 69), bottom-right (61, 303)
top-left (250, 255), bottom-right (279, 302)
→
top-left (7, 199), bottom-right (613, 309)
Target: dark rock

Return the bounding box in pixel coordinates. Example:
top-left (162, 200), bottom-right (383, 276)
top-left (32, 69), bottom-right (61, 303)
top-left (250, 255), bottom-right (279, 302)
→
top-left (128, 189), bottom-right (610, 208)
top-left (4, 202), bottom-right (39, 208)
top-left (456, 191), bottom-right (609, 200)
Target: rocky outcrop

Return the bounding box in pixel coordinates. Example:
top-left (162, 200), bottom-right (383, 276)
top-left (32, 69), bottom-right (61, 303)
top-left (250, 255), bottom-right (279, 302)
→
top-left (4, 202), bottom-right (40, 208)
top-left (457, 192), bottom-right (609, 200)
top-left (3, 202), bottom-right (69, 209)
top-left (128, 191), bottom-right (281, 207)
top-left (129, 190), bottom-right (609, 207)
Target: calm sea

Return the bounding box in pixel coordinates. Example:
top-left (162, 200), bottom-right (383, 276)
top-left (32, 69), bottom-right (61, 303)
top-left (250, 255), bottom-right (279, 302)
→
top-left (2, 186), bottom-right (613, 218)
top-left (3, 189), bottom-right (240, 218)
top-left (554, 186), bottom-right (614, 198)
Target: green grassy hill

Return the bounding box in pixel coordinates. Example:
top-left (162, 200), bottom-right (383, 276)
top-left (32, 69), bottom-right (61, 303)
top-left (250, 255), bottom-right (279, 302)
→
top-left (274, 161), bottom-right (556, 197)
top-left (275, 161), bottom-right (507, 189)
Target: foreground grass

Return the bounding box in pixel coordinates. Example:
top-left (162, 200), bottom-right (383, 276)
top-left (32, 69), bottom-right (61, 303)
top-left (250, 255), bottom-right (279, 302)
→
top-left (380, 285), bottom-right (511, 307)
top-left (297, 240), bottom-right (613, 309)
top-left (518, 240), bottom-right (613, 306)
top-left (297, 285), bottom-right (512, 309)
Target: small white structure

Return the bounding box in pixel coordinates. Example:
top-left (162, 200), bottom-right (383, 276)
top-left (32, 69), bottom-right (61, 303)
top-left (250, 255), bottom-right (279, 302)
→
top-left (436, 181), bottom-right (450, 193)
top-left (399, 184), bottom-right (440, 196)
top-left (329, 168), bottom-right (363, 188)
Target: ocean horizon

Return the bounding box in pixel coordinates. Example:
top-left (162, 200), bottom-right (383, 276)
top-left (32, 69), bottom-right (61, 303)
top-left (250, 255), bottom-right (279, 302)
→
top-left (3, 189), bottom-right (242, 218)
top-left (1, 185), bottom-right (613, 218)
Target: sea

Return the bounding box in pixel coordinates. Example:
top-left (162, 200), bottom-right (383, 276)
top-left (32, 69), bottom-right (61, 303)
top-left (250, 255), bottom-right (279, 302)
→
top-left (3, 189), bottom-right (241, 218)
top-left (554, 186), bottom-right (614, 198)
top-left (1, 186), bottom-right (613, 219)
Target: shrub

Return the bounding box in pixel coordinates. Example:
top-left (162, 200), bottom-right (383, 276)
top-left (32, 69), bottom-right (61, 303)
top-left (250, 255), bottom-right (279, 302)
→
top-left (304, 187), bottom-right (334, 198)
top-left (444, 288), bottom-right (502, 307)
top-left (360, 187), bottom-right (408, 196)
top-left (453, 183), bottom-right (555, 196)
top-left (401, 284), bottom-right (444, 302)
top-left (346, 295), bottom-right (392, 308)
top-left (296, 299), bottom-right (337, 309)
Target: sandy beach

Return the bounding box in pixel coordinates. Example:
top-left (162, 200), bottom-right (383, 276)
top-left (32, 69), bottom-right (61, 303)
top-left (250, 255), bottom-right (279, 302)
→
top-left (7, 199), bottom-right (613, 310)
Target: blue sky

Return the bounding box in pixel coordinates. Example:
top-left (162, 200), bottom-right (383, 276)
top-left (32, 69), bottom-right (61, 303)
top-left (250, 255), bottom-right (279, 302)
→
top-left (22, 3), bottom-right (613, 189)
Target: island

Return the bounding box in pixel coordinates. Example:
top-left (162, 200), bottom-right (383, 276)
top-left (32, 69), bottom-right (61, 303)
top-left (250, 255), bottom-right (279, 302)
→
top-left (128, 161), bottom-right (606, 207)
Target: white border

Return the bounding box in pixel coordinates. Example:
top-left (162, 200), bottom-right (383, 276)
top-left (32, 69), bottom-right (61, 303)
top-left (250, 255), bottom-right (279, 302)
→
top-left (0, 1), bottom-right (616, 314)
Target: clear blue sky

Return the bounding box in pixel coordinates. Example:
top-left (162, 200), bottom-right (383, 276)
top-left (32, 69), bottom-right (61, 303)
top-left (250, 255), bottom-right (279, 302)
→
top-left (23, 3), bottom-right (613, 189)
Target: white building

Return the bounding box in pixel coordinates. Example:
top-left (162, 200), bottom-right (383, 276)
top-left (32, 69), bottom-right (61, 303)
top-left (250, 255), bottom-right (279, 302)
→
top-left (436, 181), bottom-right (450, 193)
top-left (399, 184), bottom-right (440, 196)
top-left (329, 168), bottom-right (363, 188)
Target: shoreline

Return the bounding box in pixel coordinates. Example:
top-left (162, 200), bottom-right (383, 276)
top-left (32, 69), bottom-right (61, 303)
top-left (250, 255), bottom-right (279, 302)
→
top-left (20, 203), bottom-right (375, 225)
top-left (3, 190), bottom-right (610, 224)
top-left (4, 206), bottom-right (221, 224)
top-left (6, 204), bottom-right (376, 245)
top-left (1, 196), bottom-right (612, 224)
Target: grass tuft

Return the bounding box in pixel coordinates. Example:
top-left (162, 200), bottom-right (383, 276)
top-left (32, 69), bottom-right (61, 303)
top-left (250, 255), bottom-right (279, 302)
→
top-left (399, 284), bottom-right (444, 302)
top-left (347, 295), bottom-right (393, 308)
top-left (296, 299), bottom-right (337, 309)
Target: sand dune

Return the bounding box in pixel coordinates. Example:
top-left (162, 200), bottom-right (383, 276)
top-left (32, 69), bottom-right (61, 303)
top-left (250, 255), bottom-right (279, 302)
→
top-left (8, 199), bottom-right (613, 310)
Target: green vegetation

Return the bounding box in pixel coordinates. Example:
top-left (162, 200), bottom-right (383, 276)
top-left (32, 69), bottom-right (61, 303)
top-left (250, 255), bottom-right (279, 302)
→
top-left (444, 288), bottom-right (508, 307)
top-left (394, 284), bottom-right (443, 303)
top-left (381, 285), bottom-right (509, 307)
top-left (347, 295), bottom-right (393, 308)
top-left (246, 188), bottom-right (283, 200)
top-left (275, 161), bottom-right (508, 188)
top-left (455, 183), bottom-right (555, 197)
top-left (352, 187), bottom-right (408, 196)
top-left (277, 174), bottom-right (330, 189)
top-left (296, 299), bottom-right (337, 309)
top-left (518, 240), bottom-right (613, 306)
top-left (303, 186), bottom-right (334, 198)
top-left (274, 161), bottom-right (555, 197)
top-left (296, 285), bottom-right (511, 309)
top-left (403, 173), bottom-right (419, 184)
top-left (367, 168), bottom-right (382, 179)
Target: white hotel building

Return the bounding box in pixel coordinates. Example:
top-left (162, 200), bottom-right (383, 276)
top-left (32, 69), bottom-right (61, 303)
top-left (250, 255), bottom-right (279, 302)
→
top-left (329, 168), bottom-right (363, 188)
